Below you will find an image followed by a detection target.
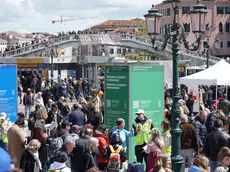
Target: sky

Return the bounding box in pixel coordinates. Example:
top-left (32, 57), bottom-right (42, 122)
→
top-left (0, 0), bottom-right (162, 34)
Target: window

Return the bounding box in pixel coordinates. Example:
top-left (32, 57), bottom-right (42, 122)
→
top-left (219, 22), bottom-right (223, 33)
top-left (227, 41), bottom-right (230, 47)
top-left (183, 23), bottom-right (190, 32)
top-left (110, 48), bottom-right (114, 54)
top-left (217, 7), bottom-right (224, 14)
top-left (226, 22), bottom-right (230, 32)
top-left (167, 8), bottom-right (171, 16)
top-left (225, 7), bottom-right (230, 14)
top-left (117, 48), bottom-right (121, 54)
top-left (182, 6), bottom-right (190, 14)
top-left (220, 41), bottom-right (223, 48)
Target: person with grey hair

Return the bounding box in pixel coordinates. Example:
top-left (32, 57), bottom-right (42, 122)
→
top-left (72, 128), bottom-right (93, 172)
top-left (20, 139), bottom-right (42, 172)
top-left (53, 135), bottom-right (76, 168)
top-left (180, 114), bottom-right (199, 171)
top-left (179, 99), bottom-right (190, 116)
top-left (83, 137), bottom-right (99, 171)
top-left (193, 110), bottom-right (208, 150)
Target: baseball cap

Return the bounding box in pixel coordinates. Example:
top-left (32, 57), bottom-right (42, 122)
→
top-left (0, 112), bottom-right (7, 120)
top-left (0, 148), bottom-right (11, 172)
top-left (71, 125), bottom-right (82, 132)
top-left (135, 109), bottom-right (145, 115)
top-left (61, 120), bottom-right (72, 128)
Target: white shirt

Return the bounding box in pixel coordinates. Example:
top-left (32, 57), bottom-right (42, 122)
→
top-left (34, 94), bottom-right (44, 107)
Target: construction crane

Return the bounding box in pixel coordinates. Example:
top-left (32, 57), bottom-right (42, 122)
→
top-left (52, 16), bottom-right (98, 24)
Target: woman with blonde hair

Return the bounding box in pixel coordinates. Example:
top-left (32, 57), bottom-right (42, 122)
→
top-left (154, 154), bottom-right (172, 172)
top-left (161, 120), bottom-right (171, 156)
top-left (214, 147), bottom-right (230, 172)
top-left (143, 128), bottom-right (164, 172)
top-left (20, 139), bottom-right (42, 172)
top-left (188, 155), bottom-right (209, 172)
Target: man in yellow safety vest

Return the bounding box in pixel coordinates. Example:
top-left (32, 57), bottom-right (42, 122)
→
top-left (132, 109), bottom-right (154, 164)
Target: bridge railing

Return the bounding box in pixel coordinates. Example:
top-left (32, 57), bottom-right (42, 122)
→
top-left (0, 34), bottom-right (79, 58)
top-left (0, 32), bottom-right (224, 64)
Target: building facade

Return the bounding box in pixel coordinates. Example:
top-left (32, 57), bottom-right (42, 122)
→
top-left (0, 39), bottom-right (7, 52)
top-left (156, 0), bottom-right (230, 58)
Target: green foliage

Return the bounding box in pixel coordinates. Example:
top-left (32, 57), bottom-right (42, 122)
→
top-left (136, 24), bottom-right (151, 39)
top-left (125, 52), bottom-right (168, 60)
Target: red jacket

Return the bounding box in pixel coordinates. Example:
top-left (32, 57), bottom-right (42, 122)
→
top-left (94, 132), bottom-right (109, 164)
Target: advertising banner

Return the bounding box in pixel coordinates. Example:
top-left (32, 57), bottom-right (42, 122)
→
top-left (48, 70), bottom-right (59, 81)
top-left (0, 64), bottom-right (18, 122)
top-left (187, 84), bottom-right (199, 113)
top-left (61, 70), bottom-right (68, 80)
top-left (104, 66), bottom-right (129, 131)
top-left (68, 70), bottom-right (76, 78)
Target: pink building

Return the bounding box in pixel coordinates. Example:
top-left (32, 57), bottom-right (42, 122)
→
top-left (155, 0), bottom-right (230, 58)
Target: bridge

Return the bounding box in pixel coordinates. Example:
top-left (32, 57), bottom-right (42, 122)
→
top-left (0, 33), bottom-right (223, 66)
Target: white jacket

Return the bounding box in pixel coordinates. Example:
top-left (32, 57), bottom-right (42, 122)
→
top-left (49, 162), bottom-right (71, 172)
top-left (34, 94), bottom-right (44, 106)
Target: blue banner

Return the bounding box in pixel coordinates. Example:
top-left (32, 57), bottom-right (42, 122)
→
top-left (0, 64), bottom-right (17, 122)
top-left (68, 70), bottom-right (76, 78)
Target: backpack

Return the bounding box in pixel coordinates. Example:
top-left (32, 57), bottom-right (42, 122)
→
top-left (49, 137), bottom-right (63, 157)
top-left (107, 145), bottom-right (122, 171)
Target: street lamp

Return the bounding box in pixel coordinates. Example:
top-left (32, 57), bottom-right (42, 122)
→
top-left (46, 45), bottom-right (57, 88)
top-left (204, 24), bottom-right (212, 68)
top-left (144, 0), bottom-right (208, 171)
top-left (144, 5), bottom-right (163, 48)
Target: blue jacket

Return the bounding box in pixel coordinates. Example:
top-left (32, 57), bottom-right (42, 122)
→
top-left (111, 126), bottom-right (133, 150)
top-left (193, 116), bottom-right (207, 147)
top-left (188, 165), bottom-right (203, 172)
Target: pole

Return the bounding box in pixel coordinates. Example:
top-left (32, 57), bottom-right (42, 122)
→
top-left (170, 4), bottom-right (183, 172)
top-left (51, 48), bottom-right (54, 88)
top-left (206, 41), bottom-right (210, 68)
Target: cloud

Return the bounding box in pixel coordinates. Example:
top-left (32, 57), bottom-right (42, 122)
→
top-left (0, 0), bottom-right (162, 33)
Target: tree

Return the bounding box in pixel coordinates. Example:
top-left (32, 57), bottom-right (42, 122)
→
top-left (136, 24), bottom-right (151, 39)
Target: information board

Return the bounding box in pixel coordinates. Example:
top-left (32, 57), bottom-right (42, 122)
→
top-left (129, 65), bottom-right (164, 162)
top-left (0, 64), bottom-right (18, 122)
top-left (104, 66), bottom-right (129, 131)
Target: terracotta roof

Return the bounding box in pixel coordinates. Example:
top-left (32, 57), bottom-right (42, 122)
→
top-left (113, 28), bottom-right (136, 33)
top-left (93, 18), bottom-right (145, 28)
top-left (4, 31), bottom-right (21, 37)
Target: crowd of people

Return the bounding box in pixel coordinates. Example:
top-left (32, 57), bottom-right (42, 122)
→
top-left (0, 77), bottom-right (229, 172)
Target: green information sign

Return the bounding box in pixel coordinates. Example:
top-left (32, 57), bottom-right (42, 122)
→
top-left (104, 66), bottom-right (129, 131)
top-left (129, 65), bottom-right (164, 162)
top-left (104, 64), bottom-right (164, 162)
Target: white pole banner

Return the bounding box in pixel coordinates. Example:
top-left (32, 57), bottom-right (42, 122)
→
top-left (187, 85), bottom-right (199, 113)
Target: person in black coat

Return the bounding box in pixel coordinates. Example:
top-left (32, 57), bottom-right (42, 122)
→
top-left (87, 103), bottom-right (103, 129)
top-left (83, 137), bottom-right (99, 172)
top-left (203, 119), bottom-right (230, 172)
top-left (69, 103), bottom-right (86, 126)
top-left (71, 128), bottom-right (93, 172)
top-left (45, 103), bottom-right (62, 126)
top-left (20, 139), bottom-right (42, 172)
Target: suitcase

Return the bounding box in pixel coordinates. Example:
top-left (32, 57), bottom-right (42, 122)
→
top-left (127, 162), bottom-right (144, 172)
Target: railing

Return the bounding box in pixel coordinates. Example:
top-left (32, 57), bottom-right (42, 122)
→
top-left (0, 34), bottom-right (79, 58)
top-left (0, 33), bottom-right (224, 64)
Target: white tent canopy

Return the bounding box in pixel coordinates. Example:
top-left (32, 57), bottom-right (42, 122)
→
top-left (180, 59), bottom-right (230, 86)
